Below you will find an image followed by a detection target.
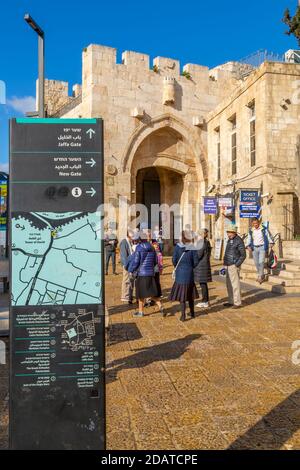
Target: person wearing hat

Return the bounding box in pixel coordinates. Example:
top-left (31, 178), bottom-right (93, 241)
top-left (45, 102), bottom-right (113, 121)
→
top-left (194, 228), bottom-right (212, 309)
top-left (223, 226), bottom-right (246, 309)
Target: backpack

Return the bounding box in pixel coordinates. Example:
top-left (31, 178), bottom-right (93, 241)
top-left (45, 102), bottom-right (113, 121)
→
top-left (268, 248), bottom-right (278, 269)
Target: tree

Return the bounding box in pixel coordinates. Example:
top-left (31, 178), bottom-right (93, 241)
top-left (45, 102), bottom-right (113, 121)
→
top-left (283, 6), bottom-right (300, 46)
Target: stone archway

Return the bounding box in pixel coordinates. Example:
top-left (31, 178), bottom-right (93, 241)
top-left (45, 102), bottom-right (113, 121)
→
top-left (125, 118), bottom-right (206, 250)
top-left (122, 113), bottom-right (207, 182)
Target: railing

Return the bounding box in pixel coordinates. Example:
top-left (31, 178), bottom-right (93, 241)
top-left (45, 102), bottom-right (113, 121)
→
top-left (283, 204), bottom-right (294, 241)
top-left (50, 94), bottom-right (82, 118)
top-left (273, 233), bottom-right (283, 258)
top-left (239, 49), bottom-right (284, 68)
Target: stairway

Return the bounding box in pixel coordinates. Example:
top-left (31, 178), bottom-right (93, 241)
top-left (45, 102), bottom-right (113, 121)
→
top-left (240, 255), bottom-right (300, 294)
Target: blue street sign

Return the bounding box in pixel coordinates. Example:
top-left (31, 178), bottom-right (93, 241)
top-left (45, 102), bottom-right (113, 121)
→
top-left (240, 190), bottom-right (259, 204)
top-left (240, 212), bottom-right (261, 218)
top-left (203, 197), bottom-right (217, 214)
top-left (240, 204), bottom-right (260, 212)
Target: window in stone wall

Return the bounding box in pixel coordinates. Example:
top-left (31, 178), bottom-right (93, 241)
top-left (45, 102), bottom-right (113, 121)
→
top-left (228, 114), bottom-right (237, 176)
top-left (250, 119), bottom-right (256, 167)
top-left (231, 131), bottom-right (237, 175)
top-left (249, 101), bottom-right (256, 167)
top-left (215, 127), bottom-right (221, 180)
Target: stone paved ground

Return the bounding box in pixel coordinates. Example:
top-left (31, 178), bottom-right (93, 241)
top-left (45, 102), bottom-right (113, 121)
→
top-left (106, 258), bottom-right (300, 450)
top-left (0, 261), bottom-right (300, 449)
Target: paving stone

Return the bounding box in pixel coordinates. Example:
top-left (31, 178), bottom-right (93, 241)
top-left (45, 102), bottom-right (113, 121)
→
top-left (1, 258), bottom-right (300, 449)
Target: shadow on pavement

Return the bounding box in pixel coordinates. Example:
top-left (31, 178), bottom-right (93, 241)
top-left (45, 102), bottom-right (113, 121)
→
top-left (107, 322), bottom-right (142, 346)
top-left (227, 389), bottom-right (300, 449)
top-left (106, 334), bottom-right (202, 384)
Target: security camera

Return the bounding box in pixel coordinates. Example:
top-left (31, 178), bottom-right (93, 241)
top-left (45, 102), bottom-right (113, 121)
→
top-left (261, 192), bottom-right (270, 198)
top-left (207, 184), bottom-right (215, 194)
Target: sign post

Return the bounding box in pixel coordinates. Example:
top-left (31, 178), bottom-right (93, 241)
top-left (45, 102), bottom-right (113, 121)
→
top-left (9, 118), bottom-right (105, 449)
top-left (203, 196), bottom-right (217, 215)
top-left (239, 189), bottom-right (260, 218)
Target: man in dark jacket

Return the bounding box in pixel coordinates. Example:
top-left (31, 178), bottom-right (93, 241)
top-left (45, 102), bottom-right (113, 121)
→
top-left (104, 228), bottom-right (118, 275)
top-left (223, 226), bottom-right (246, 308)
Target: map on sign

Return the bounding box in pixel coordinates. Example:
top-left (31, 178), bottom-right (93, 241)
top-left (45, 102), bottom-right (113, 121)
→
top-left (11, 212), bottom-right (102, 306)
top-left (63, 308), bottom-right (98, 352)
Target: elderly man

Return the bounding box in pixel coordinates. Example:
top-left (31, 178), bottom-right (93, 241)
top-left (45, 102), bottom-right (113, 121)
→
top-left (246, 218), bottom-right (274, 284)
top-left (119, 229), bottom-right (134, 304)
top-left (223, 226), bottom-right (246, 309)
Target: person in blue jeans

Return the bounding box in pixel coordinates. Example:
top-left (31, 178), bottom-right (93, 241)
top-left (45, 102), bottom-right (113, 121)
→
top-left (246, 218), bottom-right (274, 284)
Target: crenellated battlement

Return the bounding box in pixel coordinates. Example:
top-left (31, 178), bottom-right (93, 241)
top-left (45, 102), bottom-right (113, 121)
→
top-left (82, 43), bottom-right (232, 81)
top-left (45, 43), bottom-right (243, 117)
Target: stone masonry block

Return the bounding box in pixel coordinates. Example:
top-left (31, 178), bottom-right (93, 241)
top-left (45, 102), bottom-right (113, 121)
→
top-left (122, 51), bottom-right (150, 69)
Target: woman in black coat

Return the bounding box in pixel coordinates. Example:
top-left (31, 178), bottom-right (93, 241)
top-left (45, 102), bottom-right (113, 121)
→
top-left (194, 228), bottom-right (212, 308)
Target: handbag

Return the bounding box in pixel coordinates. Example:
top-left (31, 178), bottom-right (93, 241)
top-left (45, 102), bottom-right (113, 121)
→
top-left (268, 248), bottom-right (278, 269)
top-left (172, 251), bottom-right (185, 281)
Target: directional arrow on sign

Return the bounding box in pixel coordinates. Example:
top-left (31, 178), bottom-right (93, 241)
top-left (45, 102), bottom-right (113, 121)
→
top-left (86, 128), bottom-right (96, 139)
top-left (86, 187), bottom-right (96, 197)
top-left (85, 158), bottom-right (96, 168)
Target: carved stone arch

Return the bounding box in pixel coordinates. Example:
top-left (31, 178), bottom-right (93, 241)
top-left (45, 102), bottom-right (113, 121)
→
top-left (121, 113), bottom-right (207, 181)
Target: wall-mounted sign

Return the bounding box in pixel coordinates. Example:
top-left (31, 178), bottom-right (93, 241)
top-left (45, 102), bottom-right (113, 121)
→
top-left (218, 196), bottom-right (233, 207)
top-left (240, 203), bottom-right (261, 219)
top-left (240, 189), bottom-right (260, 204)
top-left (9, 118), bottom-right (105, 450)
top-left (203, 196), bottom-right (217, 214)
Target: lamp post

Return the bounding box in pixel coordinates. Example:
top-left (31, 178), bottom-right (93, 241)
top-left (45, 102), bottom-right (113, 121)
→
top-left (24, 14), bottom-right (45, 118)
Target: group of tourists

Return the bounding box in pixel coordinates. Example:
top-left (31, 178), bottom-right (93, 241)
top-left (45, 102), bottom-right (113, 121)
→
top-left (104, 217), bottom-right (274, 320)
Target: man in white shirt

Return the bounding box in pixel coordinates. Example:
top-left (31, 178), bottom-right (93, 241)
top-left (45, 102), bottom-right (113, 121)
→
top-left (246, 218), bottom-right (274, 284)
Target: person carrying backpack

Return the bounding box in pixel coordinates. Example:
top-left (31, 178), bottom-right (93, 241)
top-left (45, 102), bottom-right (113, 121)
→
top-left (246, 218), bottom-right (274, 284)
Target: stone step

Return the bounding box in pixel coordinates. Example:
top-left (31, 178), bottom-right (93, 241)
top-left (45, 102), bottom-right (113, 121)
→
top-left (277, 270), bottom-right (300, 280)
top-left (240, 272), bottom-right (269, 281)
top-left (240, 277), bottom-right (300, 294)
top-left (267, 284), bottom-right (300, 294)
top-left (267, 276), bottom-right (300, 287)
top-left (282, 246), bottom-right (300, 255)
top-left (240, 271), bottom-right (257, 280)
top-left (283, 262), bottom-right (300, 272)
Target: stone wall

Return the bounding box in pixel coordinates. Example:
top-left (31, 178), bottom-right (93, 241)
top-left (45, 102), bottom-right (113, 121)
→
top-left (44, 44), bottom-right (300, 242)
top-left (206, 61), bottom-right (300, 240)
top-left (45, 44), bottom-right (239, 212)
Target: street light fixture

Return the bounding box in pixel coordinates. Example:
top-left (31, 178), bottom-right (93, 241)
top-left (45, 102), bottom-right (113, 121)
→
top-left (24, 13), bottom-right (45, 118)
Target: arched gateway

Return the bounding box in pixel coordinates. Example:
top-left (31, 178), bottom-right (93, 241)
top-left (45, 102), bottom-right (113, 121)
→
top-left (122, 114), bottom-right (207, 251)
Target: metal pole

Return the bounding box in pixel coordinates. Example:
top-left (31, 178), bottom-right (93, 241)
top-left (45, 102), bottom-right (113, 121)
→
top-left (24, 14), bottom-right (45, 118)
top-left (38, 33), bottom-right (45, 117)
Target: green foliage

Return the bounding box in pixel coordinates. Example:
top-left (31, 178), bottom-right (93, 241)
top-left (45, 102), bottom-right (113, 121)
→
top-left (181, 70), bottom-right (192, 80)
top-left (282, 6), bottom-right (300, 46)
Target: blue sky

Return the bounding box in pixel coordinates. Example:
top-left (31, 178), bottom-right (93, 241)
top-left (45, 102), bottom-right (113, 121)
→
top-left (0, 0), bottom-right (298, 170)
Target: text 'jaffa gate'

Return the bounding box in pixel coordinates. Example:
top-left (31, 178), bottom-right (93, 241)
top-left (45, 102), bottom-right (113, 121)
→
top-left (9, 118), bottom-right (105, 450)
